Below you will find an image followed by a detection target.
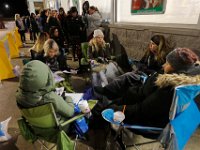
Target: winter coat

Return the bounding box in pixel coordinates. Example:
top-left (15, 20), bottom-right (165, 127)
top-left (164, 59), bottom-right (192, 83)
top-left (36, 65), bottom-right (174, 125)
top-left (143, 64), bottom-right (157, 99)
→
top-left (94, 63), bottom-right (200, 128)
top-left (43, 55), bottom-right (70, 72)
top-left (88, 43), bottom-right (110, 62)
top-left (16, 60), bottom-right (74, 122)
top-left (30, 17), bottom-right (39, 32)
top-left (15, 19), bottom-right (25, 31)
top-left (65, 15), bottom-right (84, 41)
top-left (86, 11), bottom-right (102, 36)
top-left (47, 17), bottom-right (61, 33)
top-left (137, 52), bottom-right (165, 75)
top-left (122, 64), bottom-right (200, 127)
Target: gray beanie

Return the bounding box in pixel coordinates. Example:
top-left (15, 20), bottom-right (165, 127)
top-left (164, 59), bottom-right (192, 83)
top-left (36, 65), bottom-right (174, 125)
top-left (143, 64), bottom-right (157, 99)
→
top-left (93, 29), bottom-right (104, 38)
top-left (166, 48), bottom-right (196, 71)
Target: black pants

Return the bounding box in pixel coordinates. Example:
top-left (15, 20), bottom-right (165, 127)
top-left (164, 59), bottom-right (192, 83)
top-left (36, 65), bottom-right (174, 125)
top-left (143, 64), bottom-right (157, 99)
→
top-left (94, 72), bottom-right (141, 101)
top-left (19, 30), bottom-right (26, 43)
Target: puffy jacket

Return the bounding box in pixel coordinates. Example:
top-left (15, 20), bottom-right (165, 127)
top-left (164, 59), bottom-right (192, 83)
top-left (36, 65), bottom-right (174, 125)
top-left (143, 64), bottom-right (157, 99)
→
top-left (16, 60), bottom-right (74, 120)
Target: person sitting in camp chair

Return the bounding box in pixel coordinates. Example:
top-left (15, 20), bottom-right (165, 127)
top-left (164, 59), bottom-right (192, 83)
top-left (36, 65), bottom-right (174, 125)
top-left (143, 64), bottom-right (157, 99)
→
top-left (88, 29), bottom-right (131, 87)
top-left (16, 60), bottom-right (97, 149)
top-left (93, 48), bottom-right (200, 128)
top-left (16, 60), bottom-right (75, 126)
top-left (42, 39), bottom-right (77, 92)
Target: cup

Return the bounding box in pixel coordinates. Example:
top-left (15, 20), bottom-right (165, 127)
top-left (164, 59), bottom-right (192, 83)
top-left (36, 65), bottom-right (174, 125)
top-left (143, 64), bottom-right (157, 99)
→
top-left (78, 100), bottom-right (90, 113)
top-left (113, 111), bottom-right (125, 123)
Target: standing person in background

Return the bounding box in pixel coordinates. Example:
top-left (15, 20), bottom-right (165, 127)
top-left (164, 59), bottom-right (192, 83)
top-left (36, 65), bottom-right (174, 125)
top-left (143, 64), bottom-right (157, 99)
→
top-left (82, 1), bottom-right (90, 16)
top-left (15, 14), bottom-right (26, 44)
top-left (40, 9), bottom-right (49, 32)
top-left (30, 13), bottom-right (40, 42)
top-left (36, 10), bottom-right (44, 32)
top-left (49, 26), bottom-right (65, 56)
top-left (46, 10), bottom-right (61, 33)
top-left (0, 20), bottom-right (5, 29)
top-left (66, 6), bottom-right (85, 63)
top-left (86, 6), bottom-right (102, 41)
top-left (82, 1), bottom-right (90, 42)
top-left (58, 7), bottom-right (67, 40)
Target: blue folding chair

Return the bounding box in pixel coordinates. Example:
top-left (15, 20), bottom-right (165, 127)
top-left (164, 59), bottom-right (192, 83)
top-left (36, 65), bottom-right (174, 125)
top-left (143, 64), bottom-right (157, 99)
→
top-left (102, 84), bottom-right (200, 150)
top-left (160, 84), bottom-right (200, 150)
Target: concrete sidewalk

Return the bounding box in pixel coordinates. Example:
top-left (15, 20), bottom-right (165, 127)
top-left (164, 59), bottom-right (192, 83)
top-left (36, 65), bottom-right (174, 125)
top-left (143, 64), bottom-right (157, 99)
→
top-left (0, 21), bottom-right (16, 40)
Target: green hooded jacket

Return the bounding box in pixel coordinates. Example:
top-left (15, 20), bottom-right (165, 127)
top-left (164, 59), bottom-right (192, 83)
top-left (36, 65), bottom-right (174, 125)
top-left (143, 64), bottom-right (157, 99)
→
top-left (16, 60), bottom-right (75, 120)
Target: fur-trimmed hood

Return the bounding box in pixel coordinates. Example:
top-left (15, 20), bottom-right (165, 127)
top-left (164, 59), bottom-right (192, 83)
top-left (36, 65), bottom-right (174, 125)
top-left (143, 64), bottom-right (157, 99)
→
top-left (155, 74), bottom-right (200, 88)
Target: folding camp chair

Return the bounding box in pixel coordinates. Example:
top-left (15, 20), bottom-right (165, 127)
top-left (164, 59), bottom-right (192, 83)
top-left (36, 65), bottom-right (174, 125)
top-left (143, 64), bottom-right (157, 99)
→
top-left (102, 84), bottom-right (200, 150)
top-left (18, 100), bottom-right (97, 150)
top-left (80, 42), bottom-right (90, 72)
top-left (160, 84), bottom-right (200, 150)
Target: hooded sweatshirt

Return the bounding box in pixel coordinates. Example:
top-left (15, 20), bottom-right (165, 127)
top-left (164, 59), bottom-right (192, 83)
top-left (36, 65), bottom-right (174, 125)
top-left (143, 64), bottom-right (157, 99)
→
top-left (16, 60), bottom-right (74, 120)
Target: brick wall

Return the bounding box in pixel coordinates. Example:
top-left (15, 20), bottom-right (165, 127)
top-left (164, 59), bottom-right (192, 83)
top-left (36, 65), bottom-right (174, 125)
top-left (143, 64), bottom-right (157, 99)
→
top-left (109, 24), bottom-right (200, 60)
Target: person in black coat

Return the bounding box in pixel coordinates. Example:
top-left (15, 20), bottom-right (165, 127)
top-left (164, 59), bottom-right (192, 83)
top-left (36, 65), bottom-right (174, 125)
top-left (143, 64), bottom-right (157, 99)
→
top-left (92, 48), bottom-right (200, 128)
top-left (49, 26), bottom-right (65, 56)
top-left (65, 7), bottom-right (85, 63)
top-left (46, 10), bottom-right (61, 34)
top-left (135, 35), bottom-right (172, 75)
top-left (30, 13), bottom-right (39, 42)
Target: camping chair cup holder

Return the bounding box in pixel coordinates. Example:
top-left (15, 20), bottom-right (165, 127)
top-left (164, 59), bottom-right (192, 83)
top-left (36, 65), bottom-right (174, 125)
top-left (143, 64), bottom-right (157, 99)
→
top-left (102, 84), bottom-right (200, 150)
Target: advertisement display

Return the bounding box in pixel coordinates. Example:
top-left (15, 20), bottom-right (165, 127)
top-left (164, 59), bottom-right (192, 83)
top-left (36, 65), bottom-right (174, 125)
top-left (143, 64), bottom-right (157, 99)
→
top-left (131, 0), bottom-right (166, 14)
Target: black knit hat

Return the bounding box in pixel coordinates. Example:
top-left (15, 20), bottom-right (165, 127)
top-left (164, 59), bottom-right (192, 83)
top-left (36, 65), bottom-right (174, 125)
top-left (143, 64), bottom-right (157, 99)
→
top-left (151, 35), bottom-right (161, 46)
top-left (166, 48), bottom-right (198, 71)
top-left (70, 7), bottom-right (78, 13)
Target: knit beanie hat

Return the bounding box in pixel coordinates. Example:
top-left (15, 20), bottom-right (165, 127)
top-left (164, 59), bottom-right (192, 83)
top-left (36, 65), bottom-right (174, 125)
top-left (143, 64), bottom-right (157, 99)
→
top-left (151, 35), bottom-right (161, 46)
top-left (166, 48), bottom-right (198, 71)
top-left (70, 6), bottom-right (78, 13)
top-left (93, 29), bottom-right (104, 38)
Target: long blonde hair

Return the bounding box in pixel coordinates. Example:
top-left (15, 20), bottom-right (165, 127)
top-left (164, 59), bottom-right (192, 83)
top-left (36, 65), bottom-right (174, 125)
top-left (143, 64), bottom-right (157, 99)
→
top-left (89, 37), bottom-right (106, 53)
top-left (31, 32), bottom-right (49, 53)
top-left (15, 14), bottom-right (20, 21)
top-left (43, 39), bottom-right (59, 56)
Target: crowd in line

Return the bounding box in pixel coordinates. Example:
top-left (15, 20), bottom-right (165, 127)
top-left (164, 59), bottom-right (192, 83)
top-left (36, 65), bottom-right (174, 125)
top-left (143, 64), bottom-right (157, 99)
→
top-left (14, 2), bottom-right (200, 149)
top-left (15, 1), bottom-right (102, 62)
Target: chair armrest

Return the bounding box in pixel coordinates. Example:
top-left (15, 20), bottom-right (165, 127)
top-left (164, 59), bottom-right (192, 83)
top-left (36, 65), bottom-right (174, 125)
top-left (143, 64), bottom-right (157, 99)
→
top-left (88, 100), bottom-right (98, 110)
top-left (60, 100), bottom-right (97, 128)
top-left (60, 114), bottom-right (85, 127)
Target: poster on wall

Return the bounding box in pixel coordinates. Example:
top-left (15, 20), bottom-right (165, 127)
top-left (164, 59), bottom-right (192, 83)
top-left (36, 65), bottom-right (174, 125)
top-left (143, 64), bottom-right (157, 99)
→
top-left (131, 0), bottom-right (166, 14)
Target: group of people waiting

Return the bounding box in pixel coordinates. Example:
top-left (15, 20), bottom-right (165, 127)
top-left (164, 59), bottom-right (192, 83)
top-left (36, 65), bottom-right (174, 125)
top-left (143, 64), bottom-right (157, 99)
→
top-left (15, 5), bottom-right (200, 149)
top-left (15, 1), bottom-right (102, 64)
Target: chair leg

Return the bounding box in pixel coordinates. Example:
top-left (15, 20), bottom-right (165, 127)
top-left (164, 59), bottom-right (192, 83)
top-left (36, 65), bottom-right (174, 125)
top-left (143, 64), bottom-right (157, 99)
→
top-left (126, 140), bottom-right (158, 150)
top-left (113, 126), bottom-right (126, 150)
top-left (37, 140), bottom-right (56, 150)
top-left (74, 135), bottom-right (78, 150)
